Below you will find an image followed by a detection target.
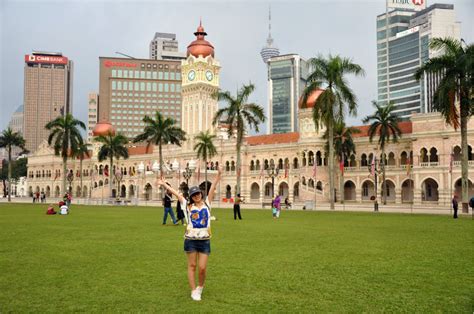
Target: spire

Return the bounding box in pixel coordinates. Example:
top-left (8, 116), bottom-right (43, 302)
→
top-left (267, 6), bottom-right (274, 46)
top-left (260, 5), bottom-right (280, 64)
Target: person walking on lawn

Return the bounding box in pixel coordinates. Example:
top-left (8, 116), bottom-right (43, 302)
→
top-left (162, 190), bottom-right (178, 225)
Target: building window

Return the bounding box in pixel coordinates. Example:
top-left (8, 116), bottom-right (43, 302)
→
top-left (111, 81), bottom-right (116, 90)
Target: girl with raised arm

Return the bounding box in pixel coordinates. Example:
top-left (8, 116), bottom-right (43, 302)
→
top-left (157, 166), bottom-right (222, 301)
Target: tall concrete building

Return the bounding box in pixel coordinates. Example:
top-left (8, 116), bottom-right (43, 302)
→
top-left (23, 52), bottom-right (73, 152)
top-left (377, 3), bottom-right (460, 119)
top-left (87, 93), bottom-right (99, 142)
top-left (98, 57), bottom-right (182, 139)
top-left (149, 32), bottom-right (186, 61)
top-left (267, 54), bottom-right (308, 134)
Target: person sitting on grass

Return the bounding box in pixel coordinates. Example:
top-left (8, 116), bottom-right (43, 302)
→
top-left (156, 166), bottom-right (222, 302)
top-left (46, 204), bottom-right (57, 215)
top-left (59, 201), bottom-right (69, 215)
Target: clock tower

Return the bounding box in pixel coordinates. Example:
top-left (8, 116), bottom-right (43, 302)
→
top-left (181, 22), bottom-right (220, 146)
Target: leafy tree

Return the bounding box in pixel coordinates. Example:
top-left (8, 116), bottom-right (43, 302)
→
top-left (0, 128), bottom-right (27, 201)
top-left (415, 37), bottom-right (473, 212)
top-left (363, 101), bottom-right (402, 205)
top-left (45, 113), bottom-right (86, 195)
top-left (301, 55), bottom-right (365, 209)
top-left (194, 130), bottom-right (218, 197)
top-left (324, 121), bottom-right (360, 204)
top-left (95, 133), bottom-right (129, 198)
top-left (134, 112), bottom-right (186, 181)
top-left (213, 83), bottom-right (265, 196)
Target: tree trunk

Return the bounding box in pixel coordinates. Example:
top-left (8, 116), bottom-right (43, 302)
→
top-left (109, 156), bottom-right (113, 199)
top-left (7, 147), bottom-right (12, 202)
top-left (460, 102), bottom-right (469, 213)
top-left (236, 141), bottom-right (242, 196)
top-left (204, 158), bottom-right (208, 199)
top-left (158, 142), bottom-right (164, 199)
top-left (328, 121), bottom-right (335, 210)
top-left (79, 159), bottom-right (83, 198)
top-left (382, 149), bottom-right (387, 205)
top-left (62, 156), bottom-right (67, 196)
top-left (339, 163), bottom-right (344, 205)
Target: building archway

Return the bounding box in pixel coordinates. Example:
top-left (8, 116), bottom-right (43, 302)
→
top-left (454, 178), bottom-right (474, 198)
top-left (82, 186), bottom-right (88, 198)
top-left (344, 180), bottom-right (356, 201)
top-left (278, 182), bottom-right (289, 198)
top-left (121, 185), bottom-right (126, 198)
top-left (76, 186), bottom-right (81, 198)
top-left (46, 186), bottom-right (51, 197)
top-left (250, 183), bottom-right (260, 200)
top-left (401, 179), bottom-right (414, 203)
top-left (293, 182), bottom-right (299, 201)
top-left (129, 185), bottom-right (135, 198)
top-left (264, 182), bottom-right (272, 198)
top-left (55, 186), bottom-right (60, 197)
top-left (361, 180), bottom-right (375, 201)
top-left (421, 178), bottom-right (439, 201)
top-left (144, 183), bottom-right (152, 200)
top-left (381, 180), bottom-right (396, 202)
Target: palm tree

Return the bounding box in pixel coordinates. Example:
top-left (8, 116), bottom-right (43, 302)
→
top-left (133, 111), bottom-right (186, 180)
top-left (363, 101), bottom-right (402, 205)
top-left (324, 121), bottom-right (359, 204)
top-left (194, 130), bottom-right (218, 197)
top-left (74, 142), bottom-right (91, 198)
top-left (45, 113), bottom-right (86, 195)
top-left (0, 128), bottom-right (27, 202)
top-left (212, 83), bottom-right (265, 196)
top-left (301, 55), bottom-right (365, 209)
top-left (95, 133), bottom-right (129, 198)
top-left (415, 37), bottom-right (473, 212)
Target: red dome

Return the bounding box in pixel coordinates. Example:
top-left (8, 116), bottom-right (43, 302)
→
top-left (92, 121), bottom-right (115, 136)
top-left (187, 21), bottom-right (214, 58)
top-left (299, 89), bottom-right (324, 109)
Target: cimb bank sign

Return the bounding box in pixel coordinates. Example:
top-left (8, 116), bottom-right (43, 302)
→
top-left (387, 0), bottom-right (426, 11)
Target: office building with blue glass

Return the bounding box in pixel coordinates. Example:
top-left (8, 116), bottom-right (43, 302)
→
top-left (376, 3), bottom-right (460, 119)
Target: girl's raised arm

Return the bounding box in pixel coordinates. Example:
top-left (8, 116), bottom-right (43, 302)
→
top-left (156, 179), bottom-right (185, 204)
top-left (207, 166), bottom-right (222, 203)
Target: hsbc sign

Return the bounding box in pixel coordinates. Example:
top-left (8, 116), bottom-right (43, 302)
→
top-left (25, 54), bottom-right (68, 65)
top-left (387, 0), bottom-right (426, 11)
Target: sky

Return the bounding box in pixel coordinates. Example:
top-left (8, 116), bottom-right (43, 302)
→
top-left (1, 0), bottom-right (473, 134)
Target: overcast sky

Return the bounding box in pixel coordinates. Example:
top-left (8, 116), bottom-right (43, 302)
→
top-left (1, 0), bottom-right (473, 134)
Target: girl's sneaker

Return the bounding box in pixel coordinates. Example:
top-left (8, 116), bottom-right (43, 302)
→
top-left (191, 289), bottom-right (201, 301)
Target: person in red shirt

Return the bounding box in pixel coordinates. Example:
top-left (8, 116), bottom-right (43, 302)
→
top-left (46, 204), bottom-right (57, 215)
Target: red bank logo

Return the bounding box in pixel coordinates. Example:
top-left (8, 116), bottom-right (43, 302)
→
top-left (25, 55), bottom-right (68, 64)
top-left (412, 0), bottom-right (424, 5)
top-left (104, 60), bottom-right (138, 68)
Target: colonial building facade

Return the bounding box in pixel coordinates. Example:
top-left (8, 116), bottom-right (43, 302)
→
top-left (26, 24), bottom-right (474, 208)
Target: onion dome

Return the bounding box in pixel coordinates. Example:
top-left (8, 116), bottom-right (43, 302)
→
top-left (299, 89), bottom-right (324, 109)
top-left (92, 121), bottom-right (115, 136)
top-left (187, 21), bottom-right (215, 58)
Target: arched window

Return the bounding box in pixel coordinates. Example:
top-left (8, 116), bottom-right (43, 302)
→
top-left (293, 157), bottom-right (299, 169)
top-left (308, 151), bottom-right (314, 166)
top-left (250, 160), bottom-right (255, 171)
top-left (225, 161), bottom-right (230, 171)
top-left (278, 159), bottom-right (283, 170)
top-left (429, 147), bottom-right (438, 162)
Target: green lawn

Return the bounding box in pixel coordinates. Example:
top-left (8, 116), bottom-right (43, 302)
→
top-left (0, 204), bottom-right (472, 312)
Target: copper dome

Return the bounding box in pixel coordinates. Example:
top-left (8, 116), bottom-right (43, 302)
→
top-left (92, 121), bottom-right (115, 137)
top-left (299, 89), bottom-right (324, 109)
top-left (187, 21), bottom-right (214, 58)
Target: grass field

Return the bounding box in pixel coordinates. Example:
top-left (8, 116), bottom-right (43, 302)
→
top-left (0, 204), bottom-right (472, 312)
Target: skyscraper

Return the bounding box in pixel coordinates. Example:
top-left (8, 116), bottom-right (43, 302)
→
top-left (267, 54), bottom-right (308, 134)
top-left (23, 52), bottom-right (73, 152)
top-left (98, 57), bottom-right (182, 139)
top-left (376, 3), bottom-right (460, 119)
top-left (149, 32), bottom-right (186, 60)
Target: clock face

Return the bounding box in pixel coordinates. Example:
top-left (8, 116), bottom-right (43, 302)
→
top-left (205, 70), bottom-right (213, 81)
top-left (188, 70), bottom-right (196, 81)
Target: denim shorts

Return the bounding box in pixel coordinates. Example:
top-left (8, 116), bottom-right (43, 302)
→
top-left (184, 239), bottom-right (211, 255)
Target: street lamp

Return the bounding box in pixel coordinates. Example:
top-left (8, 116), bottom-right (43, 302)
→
top-left (67, 170), bottom-right (74, 195)
top-left (182, 159), bottom-right (196, 195)
top-left (152, 160), bottom-right (161, 200)
top-left (266, 159), bottom-right (280, 201)
top-left (137, 162), bottom-right (145, 204)
top-left (368, 156), bottom-right (382, 212)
